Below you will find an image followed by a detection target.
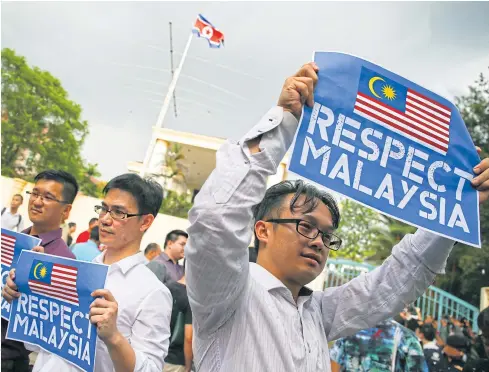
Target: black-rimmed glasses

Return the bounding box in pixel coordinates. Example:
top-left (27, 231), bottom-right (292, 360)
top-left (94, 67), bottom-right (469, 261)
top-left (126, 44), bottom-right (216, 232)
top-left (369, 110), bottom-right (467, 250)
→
top-left (94, 205), bottom-right (144, 221)
top-left (266, 218), bottom-right (342, 251)
top-left (26, 191), bottom-right (69, 204)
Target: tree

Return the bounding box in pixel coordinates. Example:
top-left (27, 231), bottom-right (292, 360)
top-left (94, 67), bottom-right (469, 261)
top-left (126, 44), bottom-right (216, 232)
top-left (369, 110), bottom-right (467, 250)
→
top-left (1, 48), bottom-right (101, 196)
top-left (331, 199), bottom-right (382, 261)
top-left (159, 190), bottom-right (193, 219)
top-left (368, 216), bottom-right (416, 263)
top-left (435, 68), bottom-right (489, 306)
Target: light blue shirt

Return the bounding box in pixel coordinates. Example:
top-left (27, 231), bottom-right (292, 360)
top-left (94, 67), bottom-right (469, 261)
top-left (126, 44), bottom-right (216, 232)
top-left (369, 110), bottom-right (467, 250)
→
top-left (72, 240), bottom-right (101, 262)
top-left (185, 106), bottom-right (455, 372)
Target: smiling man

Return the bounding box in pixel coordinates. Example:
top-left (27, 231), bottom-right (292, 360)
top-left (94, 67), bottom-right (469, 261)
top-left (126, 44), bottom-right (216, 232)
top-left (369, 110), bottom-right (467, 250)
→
top-left (3, 173), bottom-right (173, 372)
top-left (185, 62), bottom-right (489, 372)
top-left (1, 170), bottom-right (77, 372)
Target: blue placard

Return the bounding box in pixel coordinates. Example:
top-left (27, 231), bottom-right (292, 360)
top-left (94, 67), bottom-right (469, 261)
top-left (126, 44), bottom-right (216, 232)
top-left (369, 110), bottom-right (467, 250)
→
top-left (1, 228), bottom-right (42, 320)
top-left (6, 250), bottom-right (108, 372)
top-left (288, 52), bottom-right (481, 247)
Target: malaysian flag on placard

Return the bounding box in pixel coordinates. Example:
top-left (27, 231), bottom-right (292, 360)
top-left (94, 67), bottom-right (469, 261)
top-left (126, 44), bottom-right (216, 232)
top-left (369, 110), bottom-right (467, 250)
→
top-left (192, 14), bottom-right (224, 48)
top-left (353, 67), bottom-right (451, 155)
top-left (1, 233), bottom-right (16, 266)
top-left (28, 260), bottom-right (79, 306)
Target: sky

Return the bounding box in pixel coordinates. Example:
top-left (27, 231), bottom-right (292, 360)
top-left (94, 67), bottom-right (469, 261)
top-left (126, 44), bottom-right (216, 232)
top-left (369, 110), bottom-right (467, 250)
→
top-left (2, 1), bottom-right (489, 181)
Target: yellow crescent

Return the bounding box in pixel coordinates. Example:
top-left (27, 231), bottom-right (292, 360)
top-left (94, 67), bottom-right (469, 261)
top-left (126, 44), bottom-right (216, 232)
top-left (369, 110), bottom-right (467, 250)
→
top-left (369, 76), bottom-right (385, 99)
top-left (33, 263), bottom-right (43, 279)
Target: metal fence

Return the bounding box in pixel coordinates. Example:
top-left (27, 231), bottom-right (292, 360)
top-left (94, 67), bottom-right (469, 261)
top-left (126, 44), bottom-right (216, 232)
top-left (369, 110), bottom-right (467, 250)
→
top-left (324, 258), bottom-right (480, 332)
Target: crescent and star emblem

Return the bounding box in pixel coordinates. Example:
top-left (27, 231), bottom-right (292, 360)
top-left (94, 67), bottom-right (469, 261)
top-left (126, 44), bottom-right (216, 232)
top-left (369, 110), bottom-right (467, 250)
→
top-left (368, 76), bottom-right (385, 99)
top-left (33, 262), bottom-right (43, 279)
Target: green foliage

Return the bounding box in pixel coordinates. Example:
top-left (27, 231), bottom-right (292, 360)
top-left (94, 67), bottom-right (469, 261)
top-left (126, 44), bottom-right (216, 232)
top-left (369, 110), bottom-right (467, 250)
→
top-left (435, 68), bottom-right (489, 306)
top-left (368, 216), bottom-right (416, 263)
top-left (331, 199), bottom-right (382, 261)
top-left (159, 190), bottom-right (193, 218)
top-left (1, 48), bottom-right (101, 197)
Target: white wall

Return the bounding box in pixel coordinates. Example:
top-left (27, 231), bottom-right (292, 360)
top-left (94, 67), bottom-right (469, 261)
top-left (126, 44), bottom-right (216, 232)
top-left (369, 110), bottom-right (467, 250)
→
top-left (1, 176), bottom-right (189, 251)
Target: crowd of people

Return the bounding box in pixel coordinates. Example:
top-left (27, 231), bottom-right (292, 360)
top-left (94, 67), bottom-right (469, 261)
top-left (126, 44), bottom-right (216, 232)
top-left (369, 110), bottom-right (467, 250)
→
top-left (329, 305), bottom-right (489, 371)
top-left (1, 62), bottom-right (489, 372)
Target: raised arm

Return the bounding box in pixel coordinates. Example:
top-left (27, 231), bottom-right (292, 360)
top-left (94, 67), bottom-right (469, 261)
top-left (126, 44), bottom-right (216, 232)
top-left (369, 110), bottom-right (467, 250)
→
top-left (320, 146), bottom-right (489, 341)
top-left (320, 230), bottom-right (454, 340)
top-left (186, 63), bottom-right (319, 334)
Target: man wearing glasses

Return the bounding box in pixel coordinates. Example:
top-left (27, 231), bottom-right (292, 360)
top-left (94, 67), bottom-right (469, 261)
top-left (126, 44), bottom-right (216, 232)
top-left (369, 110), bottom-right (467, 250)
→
top-left (4, 173), bottom-right (172, 372)
top-left (2, 169), bottom-right (78, 372)
top-left (185, 62), bottom-right (489, 372)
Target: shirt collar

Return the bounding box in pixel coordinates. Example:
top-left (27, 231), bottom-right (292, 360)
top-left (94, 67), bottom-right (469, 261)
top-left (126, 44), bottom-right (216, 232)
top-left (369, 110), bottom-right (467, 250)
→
top-left (249, 263), bottom-right (314, 297)
top-left (159, 252), bottom-right (173, 263)
top-left (23, 226), bottom-right (62, 246)
top-left (94, 251), bottom-right (146, 275)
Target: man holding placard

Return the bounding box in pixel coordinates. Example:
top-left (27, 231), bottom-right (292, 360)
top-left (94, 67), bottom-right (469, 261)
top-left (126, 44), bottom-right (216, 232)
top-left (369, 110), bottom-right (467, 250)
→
top-left (2, 170), bottom-right (78, 372)
top-left (185, 62), bottom-right (489, 371)
top-left (3, 173), bottom-right (173, 372)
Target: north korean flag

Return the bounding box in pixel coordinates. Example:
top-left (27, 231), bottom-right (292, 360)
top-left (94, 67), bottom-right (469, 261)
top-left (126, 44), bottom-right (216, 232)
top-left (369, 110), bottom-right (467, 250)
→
top-left (193, 14), bottom-right (225, 48)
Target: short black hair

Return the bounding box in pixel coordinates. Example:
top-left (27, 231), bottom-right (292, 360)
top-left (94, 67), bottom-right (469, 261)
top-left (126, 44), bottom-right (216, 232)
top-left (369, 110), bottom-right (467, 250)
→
top-left (34, 170), bottom-right (79, 204)
top-left (13, 194), bottom-right (23, 202)
top-left (68, 222), bottom-right (76, 228)
top-left (144, 243), bottom-right (160, 255)
top-left (419, 324), bottom-right (436, 341)
top-left (103, 173), bottom-right (163, 217)
top-left (406, 318), bottom-right (420, 332)
top-left (90, 226), bottom-right (99, 241)
top-left (478, 306), bottom-right (489, 331)
top-left (251, 180), bottom-right (340, 251)
top-left (89, 217), bottom-right (99, 225)
top-left (164, 229), bottom-right (188, 248)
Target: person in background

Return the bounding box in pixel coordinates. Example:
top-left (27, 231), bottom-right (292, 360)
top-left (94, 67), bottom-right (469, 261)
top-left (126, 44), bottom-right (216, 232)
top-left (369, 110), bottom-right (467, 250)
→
top-left (3, 173), bottom-right (172, 371)
top-left (443, 334), bottom-right (470, 371)
top-left (164, 268), bottom-right (193, 372)
top-left (72, 226), bottom-right (101, 262)
top-left (1, 170), bottom-right (78, 372)
top-left (469, 307), bottom-right (489, 362)
top-left (154, 230), bottom-right (187, 282)
top-left (1, 194), bottom-right (24, 232)
top-left (75, 217), bottom-right (98, 243)
top-left (440, 315), bottom-right (451, 345)
top-left (330, 318), bottom-right (428, 371)
top-left (67, 222), bottom-right (76, 246)
top-left (418, 324), bottom-right (447, 372)
top-left (145, 242), bottom-right (162, 262)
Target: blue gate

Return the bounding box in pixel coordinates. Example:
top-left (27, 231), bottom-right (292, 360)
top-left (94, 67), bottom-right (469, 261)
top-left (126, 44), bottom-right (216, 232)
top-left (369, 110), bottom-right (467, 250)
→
top-left (324, 258), bottom-right (480, 332)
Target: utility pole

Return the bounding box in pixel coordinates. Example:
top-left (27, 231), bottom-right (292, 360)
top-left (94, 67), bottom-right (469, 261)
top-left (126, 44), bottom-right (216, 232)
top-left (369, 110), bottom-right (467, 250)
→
top-left (169, 22), bottom-right (178, 118)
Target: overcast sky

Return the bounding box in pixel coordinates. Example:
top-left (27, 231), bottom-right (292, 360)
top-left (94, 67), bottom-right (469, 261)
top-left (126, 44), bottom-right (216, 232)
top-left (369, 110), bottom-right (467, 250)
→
top-left (2, 1), bottom-right (489, 180)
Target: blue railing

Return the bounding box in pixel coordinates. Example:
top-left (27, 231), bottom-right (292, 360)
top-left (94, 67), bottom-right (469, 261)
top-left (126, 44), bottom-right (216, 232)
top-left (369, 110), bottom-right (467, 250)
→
top-left (325, 258), bottom-right (480, 332)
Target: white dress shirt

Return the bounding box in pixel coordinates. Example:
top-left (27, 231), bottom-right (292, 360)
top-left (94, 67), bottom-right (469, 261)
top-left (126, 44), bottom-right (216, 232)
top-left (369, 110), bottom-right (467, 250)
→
top-left (185, 106), bottom-right (455, 372)
top-left (28, 252), bottom-right (172, 372)
top-left (1, 207), bottom-right (24, 232)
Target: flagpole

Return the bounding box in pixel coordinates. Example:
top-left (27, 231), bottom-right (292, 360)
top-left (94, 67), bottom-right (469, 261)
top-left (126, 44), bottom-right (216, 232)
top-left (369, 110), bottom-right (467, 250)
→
top-left (140, 32), bottom-right (194, 177)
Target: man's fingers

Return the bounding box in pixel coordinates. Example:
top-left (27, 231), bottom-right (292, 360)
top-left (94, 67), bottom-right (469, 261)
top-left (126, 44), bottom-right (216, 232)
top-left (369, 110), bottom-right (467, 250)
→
top-left (474, 157), bottom-right (489, 174)
top-left (90, 298), bottom-right (112, 309)
top-left (474, 178), bottom-right (489, 192)
top-left (3, 285), bottom-right (20, 302)
top-left (294, 77), bottom-right (315, 107)
top-left (6, 272), bottom-right (17, 291)
top-left (292, 78), bottom-right (309, 104)
top-left (89, 307), bottom-right (107, 317)
top-left (31, 246), bottom-right (44, 253)
top-left (295, 62), bottom-right (319, 82)
top-left (90, 315), bottom-right (105, 324)
top-left (92, 289), bottom-right (116, 302)
top-left (472, 163), bottom-right (489, 187)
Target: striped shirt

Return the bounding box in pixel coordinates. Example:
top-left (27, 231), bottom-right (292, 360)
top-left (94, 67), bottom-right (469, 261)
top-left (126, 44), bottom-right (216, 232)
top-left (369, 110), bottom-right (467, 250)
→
top-left (186, 106), bottom-right (455, 372)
